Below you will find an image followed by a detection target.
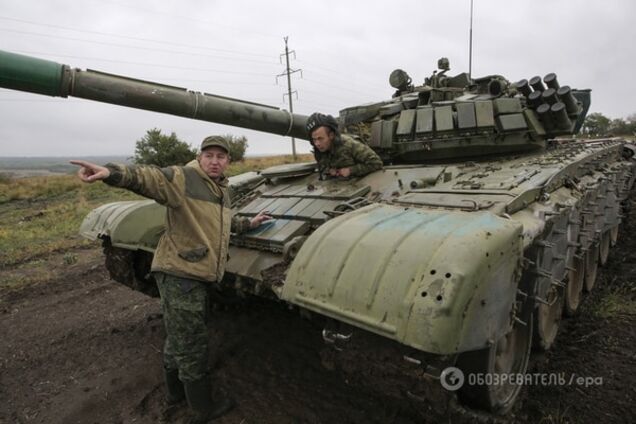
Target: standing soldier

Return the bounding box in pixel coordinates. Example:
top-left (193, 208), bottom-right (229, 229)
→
top-left (70, 136), bottom-right (270, 424)
top-left (306, 112), bottom-right (383, 178)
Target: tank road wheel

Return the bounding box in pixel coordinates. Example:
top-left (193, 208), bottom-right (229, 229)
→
top-left (457, 312), bottom-right (533, 414)
top-left (610, 225), bottom-right (619, 247)
top-left (584, 244), bottom-right (600, 292)
top-left (564, 255), bottom-right (584, 317)
top-left (599, 231), bottom-right (611, 266)
top-left (533, 286), bottom-right (563, 350)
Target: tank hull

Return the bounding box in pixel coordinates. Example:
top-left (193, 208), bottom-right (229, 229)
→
top-left (3, 49), bottom-right (632, 415)
top-left (81, 137), bottom-right (634, 413)
top-left (83, 138), bottom-right (633, 349)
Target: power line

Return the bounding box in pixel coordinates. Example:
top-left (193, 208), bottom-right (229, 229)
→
top-left (296, 100), bottom-right (340, 111)
top-left (0, 50), bottom-right (376, 106)
top-left (0, 27), bottom-right (280, 66)
top-left (296, 59), bottom-right (387, 90)
top-left (9, 50), bottom-right (276, 77)
top-left (160, 78), bottom-right (275, 86)
top-left (294, 105), bottom-right (340, 116)
top-left (90, 0), bottom-right (280, 39)
top-left (300, 77), bottom-right (380, 98)
top-left (0, 15), bottom-right (275, 59)
top-left (295, 88), bottom-right (359, 105)
top-left (0, 16), bottom-right (389, 94)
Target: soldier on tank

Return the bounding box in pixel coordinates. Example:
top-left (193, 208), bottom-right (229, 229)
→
top-left (306, 112), bottom-right (383, 178)
top-left (70, 136), bottom-right (271, 424)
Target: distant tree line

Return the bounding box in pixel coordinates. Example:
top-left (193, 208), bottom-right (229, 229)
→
top-left (582, 113), bottom-right (636, 137)
top-left (133, 128), bottom-right (248, 167)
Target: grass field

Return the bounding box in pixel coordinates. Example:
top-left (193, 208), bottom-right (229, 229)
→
top-left (0, 154), bottom-right (313, 267)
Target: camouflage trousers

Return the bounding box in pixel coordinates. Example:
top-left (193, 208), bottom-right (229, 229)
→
top-left (155, 272), bottom-right (210, 383)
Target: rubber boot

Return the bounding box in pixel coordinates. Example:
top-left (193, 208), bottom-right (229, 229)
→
top-left (163, 367), bottom-right (185, 405)
top-left (184, 377), bottom-right (235, 424)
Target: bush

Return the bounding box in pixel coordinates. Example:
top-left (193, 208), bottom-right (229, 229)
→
top-left (222, 134), bottom-right (248, 161)
top-left (133, 128), bottom-right (197, 167)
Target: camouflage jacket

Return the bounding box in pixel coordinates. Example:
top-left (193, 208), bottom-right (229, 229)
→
top-left (103, 160), bottom-right (251, 283)
top-left (314, 134), bottom-right (383, 177)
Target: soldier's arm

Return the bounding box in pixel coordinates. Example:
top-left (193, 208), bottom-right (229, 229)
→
top-left (348, 142), bottom-right (383, 176)
top-left (231, 215), bottom-right (252, 234)
top-left (102, 163), bottom-right (185, 208)
top-left (231, 211), bottom-right (273, 234)
top-left (228, 184), bottom-right (272, 234)
top-left (70, 160), bottom-right (184, 208)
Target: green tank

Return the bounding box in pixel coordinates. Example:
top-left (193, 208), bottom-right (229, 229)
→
top-left (2, 50), bottom-right (634, 415)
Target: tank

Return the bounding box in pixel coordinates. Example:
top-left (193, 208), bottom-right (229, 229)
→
top-left (2, 50), bottom-right (634, 416)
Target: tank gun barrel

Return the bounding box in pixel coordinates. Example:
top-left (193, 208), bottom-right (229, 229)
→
top-left (0, 50), bottom-right (309, 139)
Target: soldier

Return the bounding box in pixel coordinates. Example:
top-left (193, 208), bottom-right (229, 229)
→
top-left (70, 136), bottom-right (270, 424)
top-left (306, 112), bottom-right (383, 178)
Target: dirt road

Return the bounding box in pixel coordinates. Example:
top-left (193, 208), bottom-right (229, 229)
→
top-left (1, 203), bottom-right (635, 424)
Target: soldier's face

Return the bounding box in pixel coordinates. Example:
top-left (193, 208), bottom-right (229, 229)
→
top-left (199, 146), bottom-right (230, 179)
top-left (311, 126), bottom-right (335, 152)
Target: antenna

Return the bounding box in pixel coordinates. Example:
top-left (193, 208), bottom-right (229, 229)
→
top-left (469, 0), bottom-right (474, 79)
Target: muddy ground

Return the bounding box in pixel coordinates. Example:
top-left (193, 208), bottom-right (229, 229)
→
top-left (1, 202), bottom-right (635, 424)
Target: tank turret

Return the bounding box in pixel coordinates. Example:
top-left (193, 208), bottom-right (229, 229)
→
top-left (340, 57), bottom-right (591, 163)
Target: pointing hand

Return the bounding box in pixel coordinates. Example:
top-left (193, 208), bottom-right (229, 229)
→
top-left (69, 160), bottom-right (111, 183)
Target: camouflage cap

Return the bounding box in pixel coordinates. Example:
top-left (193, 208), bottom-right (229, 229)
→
top-left (200, 135), bottom-right (230, 154)
top-left (306, 112), bottom-right (339, 139)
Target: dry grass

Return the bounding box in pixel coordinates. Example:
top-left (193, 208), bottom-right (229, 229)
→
top-left (0, 174), bottom-right (82, 203)
top-left (0, 179), bottom-right (140, 267)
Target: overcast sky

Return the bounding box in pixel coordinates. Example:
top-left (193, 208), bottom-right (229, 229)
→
top-left (1, 0), bottom-right (635, 157)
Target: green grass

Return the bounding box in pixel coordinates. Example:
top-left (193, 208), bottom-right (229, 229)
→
top-left (1, 266), bottom-right (54, 293)
top-left (0, 176), bottom-right (141, 266)
top-left (538, 405), bottom-right (572, 424)
top-left (591, 284), bottom-right (636, 319)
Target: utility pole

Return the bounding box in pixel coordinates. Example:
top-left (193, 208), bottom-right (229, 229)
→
top-left (277, 36), bottom-right (302, 159)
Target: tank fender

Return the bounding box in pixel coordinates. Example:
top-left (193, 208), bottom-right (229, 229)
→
top-left (79, 199), bottom-right (165, 251)
top-left (281, 204), bottom-right (524, 355)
